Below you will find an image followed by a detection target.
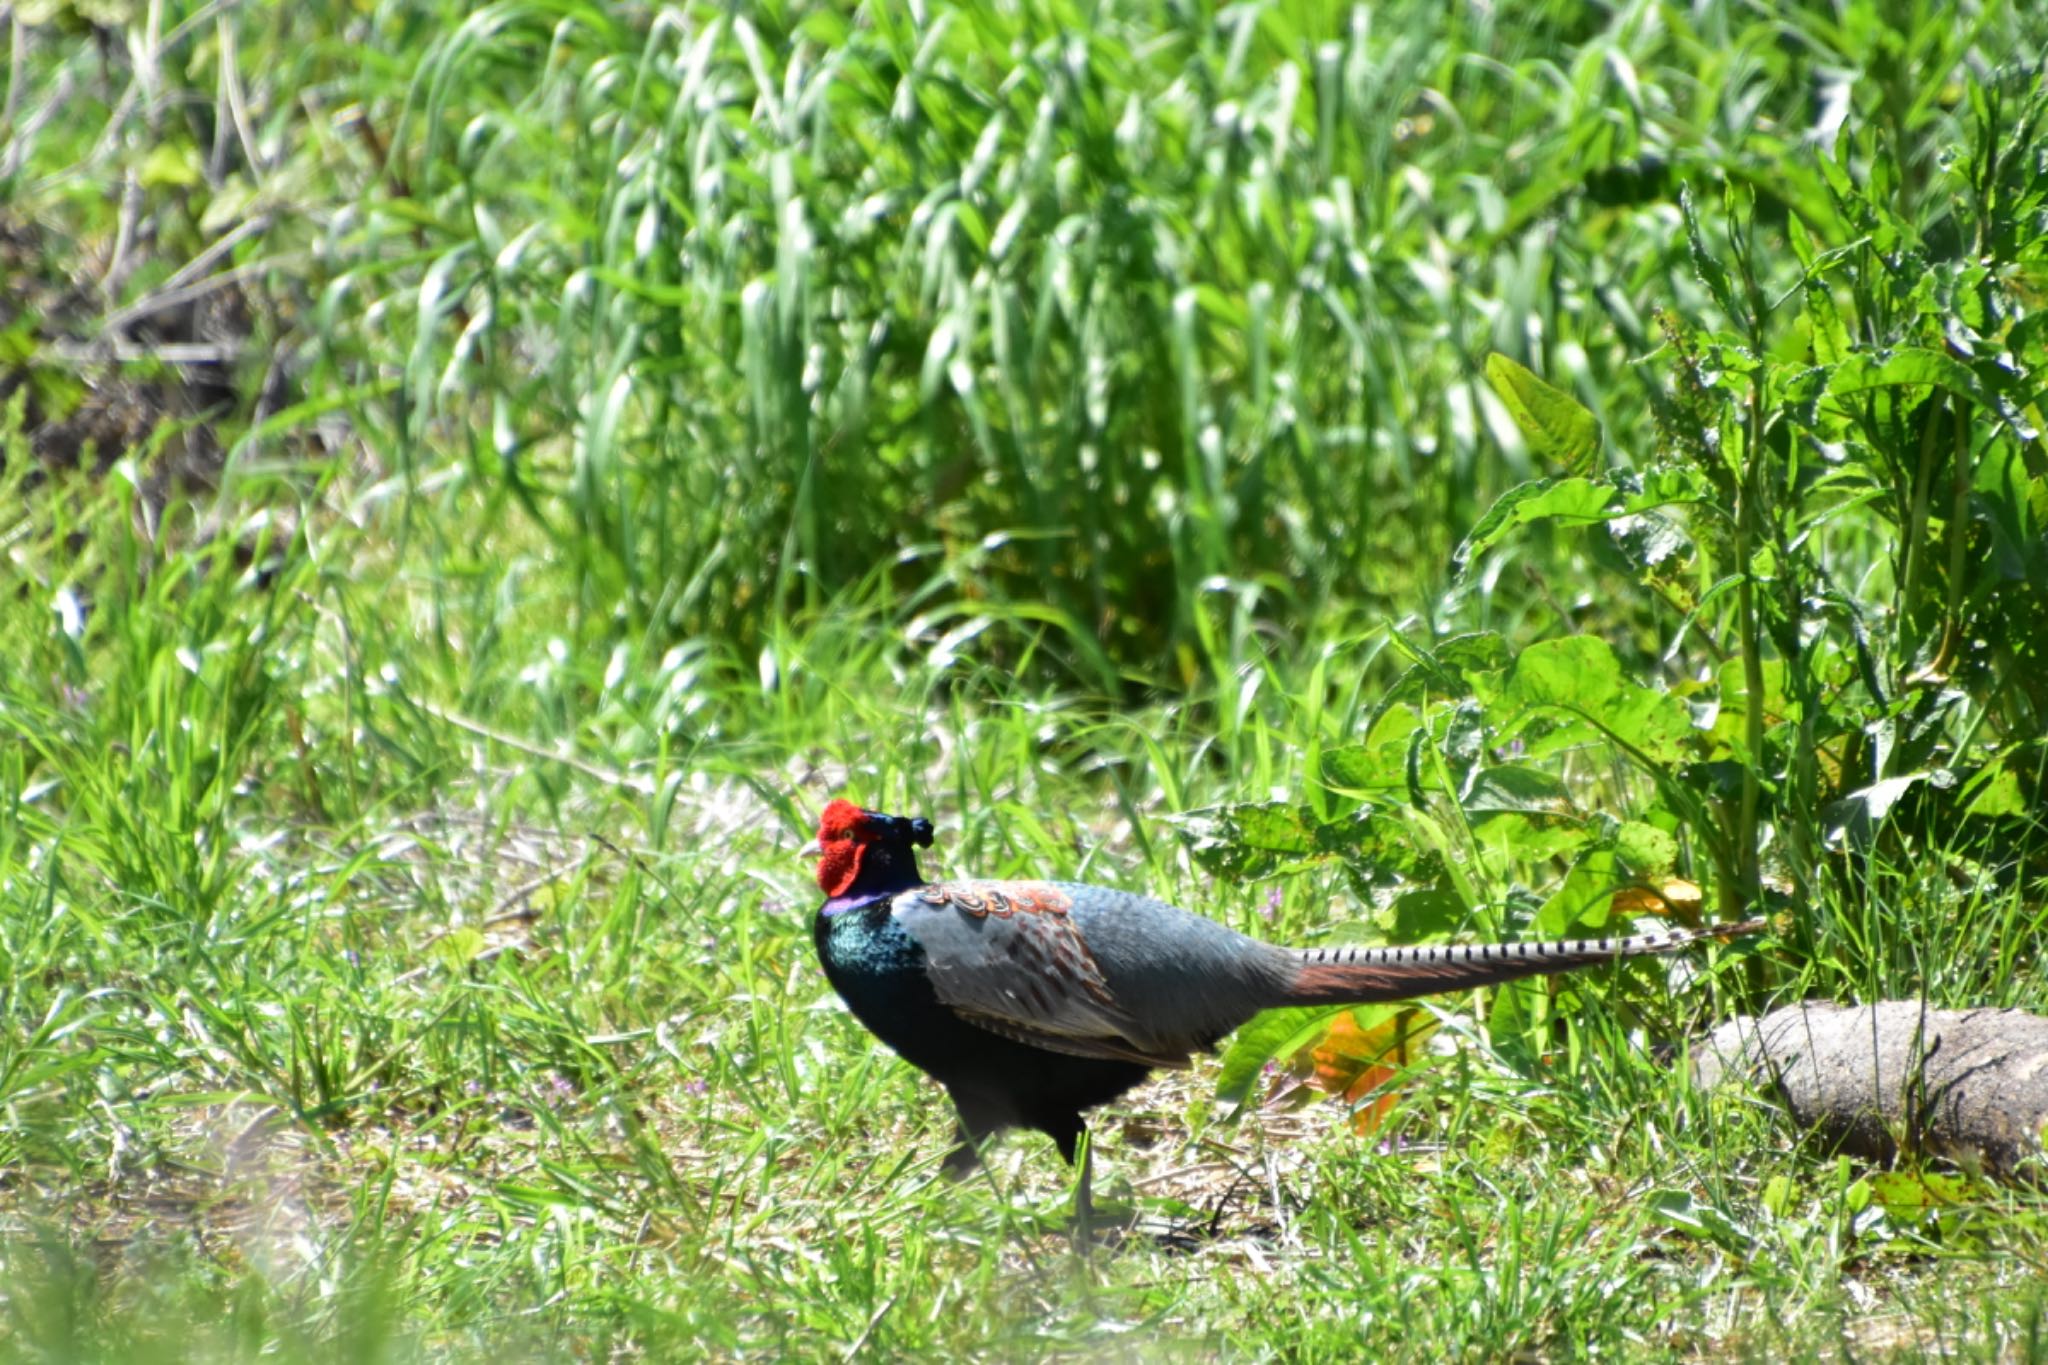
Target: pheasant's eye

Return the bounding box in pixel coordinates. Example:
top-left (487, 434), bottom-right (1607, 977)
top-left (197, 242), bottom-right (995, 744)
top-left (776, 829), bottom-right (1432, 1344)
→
top-left (815, 798), bottom-right (871, 846)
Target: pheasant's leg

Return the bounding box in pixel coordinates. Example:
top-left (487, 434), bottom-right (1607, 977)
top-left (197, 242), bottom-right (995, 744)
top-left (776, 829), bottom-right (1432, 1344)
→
top-left (1046, 1115), bottom-right (1100, 1249)
top-left (1071, 1130), bottom-right (1095, 1252)
top-left (944, 1092), bottom-right (1006, 1179)
top-left (941, 1120), bottom-right (984, 1179)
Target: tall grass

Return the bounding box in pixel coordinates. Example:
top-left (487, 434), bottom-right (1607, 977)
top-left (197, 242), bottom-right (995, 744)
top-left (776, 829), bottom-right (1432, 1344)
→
top-left (334, 0), bottom-right (2038, 685)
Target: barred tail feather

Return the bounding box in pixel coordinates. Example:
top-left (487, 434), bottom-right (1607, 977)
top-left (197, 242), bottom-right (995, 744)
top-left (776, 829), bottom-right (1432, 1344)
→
top-left (1279, 918), bottom-right (1766, 1006)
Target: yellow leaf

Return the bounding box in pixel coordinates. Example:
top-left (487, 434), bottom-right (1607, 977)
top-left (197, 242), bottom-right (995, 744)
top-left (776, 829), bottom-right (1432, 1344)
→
top-left (1613, 878), bottom-right (1704, 922)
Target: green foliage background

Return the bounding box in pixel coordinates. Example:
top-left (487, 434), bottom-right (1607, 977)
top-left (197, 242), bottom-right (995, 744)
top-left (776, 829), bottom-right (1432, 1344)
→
top-left (3, 0), bottom-right (2048, 1357)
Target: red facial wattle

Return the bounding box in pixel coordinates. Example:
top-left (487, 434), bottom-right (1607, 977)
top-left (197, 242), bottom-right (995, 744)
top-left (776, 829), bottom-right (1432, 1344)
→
top-left (816, 800), bottom-right (869, 897)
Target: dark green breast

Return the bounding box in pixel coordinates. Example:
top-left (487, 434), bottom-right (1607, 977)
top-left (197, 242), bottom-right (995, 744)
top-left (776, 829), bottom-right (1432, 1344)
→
top-left (814, 899), bottom-right (960, 1073)
top-left (811, 892), bottom-right (1159, 1157)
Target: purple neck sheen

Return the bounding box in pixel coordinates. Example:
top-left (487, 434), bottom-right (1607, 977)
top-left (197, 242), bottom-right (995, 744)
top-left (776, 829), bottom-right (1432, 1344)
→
top-left (823, 889), bottom-right (903, 917)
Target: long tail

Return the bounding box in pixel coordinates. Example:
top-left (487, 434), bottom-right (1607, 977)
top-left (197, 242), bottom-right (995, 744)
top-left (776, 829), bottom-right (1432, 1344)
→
top-left (1278, 918), bottom-right (1767, 1006)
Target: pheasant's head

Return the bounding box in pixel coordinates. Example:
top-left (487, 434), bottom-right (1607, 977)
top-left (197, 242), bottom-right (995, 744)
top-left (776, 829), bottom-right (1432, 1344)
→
top-left (814, 799), bottom-right (935, 899)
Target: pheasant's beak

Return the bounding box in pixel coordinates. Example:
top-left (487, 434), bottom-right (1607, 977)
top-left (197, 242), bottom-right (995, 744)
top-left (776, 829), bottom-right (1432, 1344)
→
top-left (797, 837), bottom-right (823, 858)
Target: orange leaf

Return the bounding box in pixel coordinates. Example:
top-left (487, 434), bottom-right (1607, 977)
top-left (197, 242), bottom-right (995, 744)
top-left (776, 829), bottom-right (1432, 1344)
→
top-left (1339, 1062), bottom-right (1404, 1136)
top-left (1292, 1006), bottom-right (1436, 1138)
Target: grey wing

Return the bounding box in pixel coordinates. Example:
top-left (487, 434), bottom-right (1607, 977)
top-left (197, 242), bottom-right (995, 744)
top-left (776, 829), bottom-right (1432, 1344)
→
top-left (893, 881), bottom-right (1294, 1066)
top-left (1058, 883), bottom-right (1294, 1051)
top-left (890, 883), bottom-right (1190, 1068)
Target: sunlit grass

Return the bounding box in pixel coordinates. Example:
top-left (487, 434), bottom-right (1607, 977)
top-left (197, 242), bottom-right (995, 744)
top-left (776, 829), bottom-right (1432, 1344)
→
top-left (5, 466), bottom-right (2045, 1357)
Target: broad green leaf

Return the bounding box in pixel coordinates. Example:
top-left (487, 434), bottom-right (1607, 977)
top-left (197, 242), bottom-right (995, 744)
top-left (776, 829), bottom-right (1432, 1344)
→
top-left (1480, 635), bottom-right (1694, 767)
top-left (1221, 995), bottom-right (1444, 1121)
top-left (1462, 765), bottom-right (1573, 818)
top-left (1536, 846), bottom-right (1619, 936)
top-left (1387, 889), bottom-right (1468, 940)
top-left (1320, 707), bottom-right (1425, 793)
top-left (1173, 802), bottom-right (1320, 877)
top-left (1962, 757), bottom-right (2028, 818)
top-left (1483, 353), bottom-right (1601, 474)
top-left (1680, 760), bottom-right (1748, 803)
top-left (1786, 211), bottom-right (1819, 270)
top-left (1320, 741), bottom-right (1413, 795)
top-left (1441, 701), bottom-right (1487, 783)
top-left (1216, 1006), bottom-right (1328, 1106)
top-left (1972, 446), bottom-right (2048, 574)
top-left (1619, 466), bottom-right (1716, 511)
top-left (1868, 1171), bottom-right (1973, 1218)
top-left (1825, 347), bottom-right (1986, 404)
top-left (1375, 633), bottom-right (1517, 709)
top-left (1174, 803), bottom-right (1425, 879)
top-left (1455, 470), bottom-right (1711, 571)
top-left (1454, 478), bottom-right (1621, 567)
top-left (1471, 812), bottom-right (1602, 872)
top-left (1435, 632), bottom-right (1515, 676)
top-left (1615, 821), bottom-right (1679, 875)
top-left (1790, 213), bottom-right (1853, 367)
